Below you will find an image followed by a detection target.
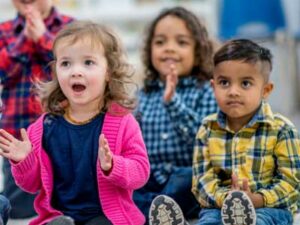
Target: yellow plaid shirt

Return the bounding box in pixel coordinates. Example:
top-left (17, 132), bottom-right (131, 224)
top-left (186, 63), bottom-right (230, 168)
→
top-left (192, 101), bottom-right (300, 213)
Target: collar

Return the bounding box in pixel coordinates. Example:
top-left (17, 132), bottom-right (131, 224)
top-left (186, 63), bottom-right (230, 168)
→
top-left (205, 101), bottom-right (274, 130)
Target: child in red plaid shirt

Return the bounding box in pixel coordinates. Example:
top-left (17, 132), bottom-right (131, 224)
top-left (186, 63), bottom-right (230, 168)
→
top-left (0, 0), bottom-right (73, 219)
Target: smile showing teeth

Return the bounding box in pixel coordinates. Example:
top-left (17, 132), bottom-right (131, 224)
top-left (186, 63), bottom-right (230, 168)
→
top-left (162, 58), bottom-right (178, 64)
top-left (72, 84), bottom-right (86, 92)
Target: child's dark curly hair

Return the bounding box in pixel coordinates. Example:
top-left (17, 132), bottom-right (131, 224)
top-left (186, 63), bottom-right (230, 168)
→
top-left (142, 6), bottom-right (214, 91)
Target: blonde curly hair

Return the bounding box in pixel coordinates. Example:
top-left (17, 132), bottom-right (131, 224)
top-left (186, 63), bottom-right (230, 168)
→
top-left (36, 20), bottom-right (137, 115)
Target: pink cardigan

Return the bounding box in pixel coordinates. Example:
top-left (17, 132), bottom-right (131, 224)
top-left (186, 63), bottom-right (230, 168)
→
top-left (11, 105), bottom-right (150, 225)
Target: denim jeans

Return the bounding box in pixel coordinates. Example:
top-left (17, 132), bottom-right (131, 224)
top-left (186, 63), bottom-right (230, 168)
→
top-left (0, 195), bottom-right (11, 225)
top-left (196, 208), bottom-right (293, 225)
top-left (2, 159), bottom-right (36, 218)
top-left (133, 167), bottom-right (200, 224)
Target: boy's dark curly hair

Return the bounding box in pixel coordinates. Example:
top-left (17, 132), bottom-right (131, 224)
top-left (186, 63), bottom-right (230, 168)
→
top-left (214, 39), bottom-right (273, 81)
top-left (214, 39), bottom-right (272, 69)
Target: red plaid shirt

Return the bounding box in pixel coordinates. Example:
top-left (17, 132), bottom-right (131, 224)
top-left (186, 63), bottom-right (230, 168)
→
top-left (0, 7), bottom-right (73, 138)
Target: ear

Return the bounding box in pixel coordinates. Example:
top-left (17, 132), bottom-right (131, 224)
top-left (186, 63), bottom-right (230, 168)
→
top-left (262, 82), bottom-right (273, 99)
top-left (210, 79), bottom-right (215, 90)
top-left (105, 71), bottom-right (110, 82)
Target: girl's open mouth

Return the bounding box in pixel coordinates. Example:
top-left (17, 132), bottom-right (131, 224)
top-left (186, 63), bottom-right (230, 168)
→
top-left (72, 84), bottom-right (86, 92)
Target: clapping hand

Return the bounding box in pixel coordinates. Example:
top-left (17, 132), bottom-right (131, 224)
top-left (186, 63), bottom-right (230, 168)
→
top-left (163, 63), bottom-right (178, 103)
top-left (23, 5), bottom-right (46, 42)
top-left (98, 134), bottom-right (113, 173)
top-left (0, 129), bottom-right (32, 163)
top-left (231, 173), bottom-right (264, 208)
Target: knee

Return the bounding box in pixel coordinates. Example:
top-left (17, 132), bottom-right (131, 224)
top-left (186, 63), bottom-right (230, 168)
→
top-left (165, 168), bottom-right (193, 195)
top-left (0, 195), bottom-right (11, 211)
top-left (256, 213), bottom-right (272, 225)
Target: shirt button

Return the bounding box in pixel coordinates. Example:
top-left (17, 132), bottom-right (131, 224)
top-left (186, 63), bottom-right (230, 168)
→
top-left (161, 133), bottom-right (169, 140)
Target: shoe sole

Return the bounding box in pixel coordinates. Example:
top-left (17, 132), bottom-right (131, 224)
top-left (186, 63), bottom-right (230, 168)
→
top-left (47, 216), bottom-right (74, 225)
top-left (221, 190), bottom-right (256, 225)
top-left (149, 195), bottom-right (185, 225)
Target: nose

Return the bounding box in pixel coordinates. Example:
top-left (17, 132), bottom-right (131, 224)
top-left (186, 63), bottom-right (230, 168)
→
top-left (164, 41), bottom-right (176, 52)
top-left (228, 85), bottom-right (240, 97)
top-left (71, 72), bottom-right (83, 78)
top-left (70, 65), bottom-right (84, 78)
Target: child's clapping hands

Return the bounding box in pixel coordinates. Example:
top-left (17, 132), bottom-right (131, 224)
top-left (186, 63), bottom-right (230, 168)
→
top-left (0, 128), bottom-right (32, 162)
top-left (23, 5), bottom-right (46, 42)
top-left (98, 134), bottom-right (113, 174)
top-left (163, 63), bottom-right (178, 103)
top-left (231, 173), bottom-right (264, 208)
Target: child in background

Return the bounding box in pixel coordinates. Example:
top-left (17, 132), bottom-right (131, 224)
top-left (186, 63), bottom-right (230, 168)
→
top-left (0, 0), bottom-right (73, 218)
top-left (192, 39), bottom-right (300, 225)
top-left (0, 21), bottom-right (150, 225)
top-left (0, 195), bottom-right (10, 225)
top-left (133, 6), bottom-right (218, 222)
top-left (0, 94), bottom-right (10, 225)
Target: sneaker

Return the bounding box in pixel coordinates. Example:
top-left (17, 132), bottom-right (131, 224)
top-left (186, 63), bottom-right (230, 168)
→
top-left (47, 216), bottom-right (75, 225)
top-left (221, 190), bottom-right (256, 225)
top-left (149, 195), bottom-right (189, 225)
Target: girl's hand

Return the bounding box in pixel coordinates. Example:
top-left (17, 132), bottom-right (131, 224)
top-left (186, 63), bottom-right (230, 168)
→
top-left (98, 134), bottom-right (113, 173)
top-left (163, 64), bottom-right (178, 103)
top-left (0, 129), bottom-right (32, 162)
top-left (24, 6), bottom-right (46, 42)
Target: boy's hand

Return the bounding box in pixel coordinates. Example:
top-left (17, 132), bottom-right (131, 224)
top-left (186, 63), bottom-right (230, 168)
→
top-left (231, 173), bottom-right (240, 190)
top-left (0, 128), bottom-right (32, 162)
top-left (231, 173), bottom-right (264, 208)
top-left (241, 179), bottom-right (264, 208)
top-left (24, 5), bottom-right (46, 42)
top-left (163, 64), bottom-right (178, 103)
top-left (98, 134), bottom-right (113, 173)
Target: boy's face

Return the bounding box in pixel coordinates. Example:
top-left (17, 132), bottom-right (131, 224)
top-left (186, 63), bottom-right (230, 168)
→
top-left (151, 15), bottom-right (196, 79)
top-left (211, 60), bottom-right (273, 131)
top-left (12, 0), bottom-right (53, 19)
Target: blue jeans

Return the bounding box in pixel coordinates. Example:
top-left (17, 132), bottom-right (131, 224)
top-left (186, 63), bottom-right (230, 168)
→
top-left (133, 167), bottom-right (200, 224)
top-left (196, 208), bottom-right (293, 225)
top-left (0, 195), bottom-right (11, 225)
top-left (2, 159), bottom-right (36, 218)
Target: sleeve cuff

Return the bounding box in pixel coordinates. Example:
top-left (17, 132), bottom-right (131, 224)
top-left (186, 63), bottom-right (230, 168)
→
top-left (98, 155), bottom-right (125, 184)
top-left (256, 190), bottom-right (273, 207)
top-left (164, 93), bottom-right (179, 106)
top-left (215, 191), bottom-right (228, 208)
top-left (10, 150), bottom-right (37, 177)
top-left (35, 31), bottom-right (54, 51)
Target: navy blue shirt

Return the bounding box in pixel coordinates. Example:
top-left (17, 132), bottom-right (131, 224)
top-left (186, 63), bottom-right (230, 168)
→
top-left (42, 113), bottom-right (105, 222)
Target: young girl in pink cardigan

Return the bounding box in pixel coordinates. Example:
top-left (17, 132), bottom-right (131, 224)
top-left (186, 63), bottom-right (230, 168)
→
top-left (0, 21), bottom-right (150, 225)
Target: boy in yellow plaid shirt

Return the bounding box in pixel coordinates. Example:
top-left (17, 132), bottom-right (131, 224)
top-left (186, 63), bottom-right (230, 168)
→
top-left (192, 39), bottom-right (300, 225)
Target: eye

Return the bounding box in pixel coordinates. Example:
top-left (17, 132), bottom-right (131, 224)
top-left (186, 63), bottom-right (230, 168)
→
top-left (242, 80), bottom-right (252, 88)
top-left (153, 39), bottom-right (164, 46)
top-left (85, 59), bottom-right (95, 66)
top-left (178, 39), bottom-right (189, 46)
top-left (60, 61), bottom-right (70, 67)
top-left (218, 79), bottom-right (229, 87)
